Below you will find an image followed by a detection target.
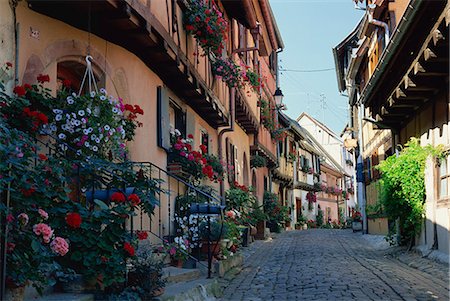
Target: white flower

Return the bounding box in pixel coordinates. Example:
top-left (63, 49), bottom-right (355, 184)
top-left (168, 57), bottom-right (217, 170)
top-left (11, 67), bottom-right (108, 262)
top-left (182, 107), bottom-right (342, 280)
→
top-left (58, 133), bottom-right (66, 140)
top-left (84, 141), bottom-right (90, 147)
top-left (61, 125), bottom-right (68, 131)
top-left (76, 150), bottom-right (82, 156)
top-left (59, 144), bottom-right (68, 151)
top-left (110, 128), bottom-right (116, 133)
top-left (72, 92), bottom-right (77, 97)
top-left (53, 109), bottom-right (63, 114)
top-left (91, 134), bottom-right (97, 140)
top-left (81, 118), bottom-right (87, 124)
top-left (181, 139), bottom-right (186, 144)
top-left (55, 114), bottom-right (62, 121)
top-left (175, 129), bottom-right (181, 136)
top-left (83, 129), bottom-right (89, 135)
top-left (100, 88), bottom-right (107, 94)
top-left (100, 95), bottom-right (107, 101)
top-left (104, 125), bottom-right (110, 131)
top-left (95, 138), bottom-right (100, 143)
top-left (78, 110), bottom-right (85, 117)
top-left (92, 146), bottom-right (98, 152)
top-left (90, 91), bottom-right (96, 97)
top-left (66, 96), bottom-right (74, 104)
top-left (66, 113), bottom-right (71, 119)
top-left (99, 133), bottom-right (103, 139)
top-left (74, 120), bottom-right (81, 126)
top-left (88, 127), bottom-right (93, 133)
top-left (86, 108), bottom-right (92, 115)
top-left (112, 107), bottom-right (119, 114)
top-left (105, 137), bottom-right (109, 142)
top-left (50, 124), bottom-right (57, 132)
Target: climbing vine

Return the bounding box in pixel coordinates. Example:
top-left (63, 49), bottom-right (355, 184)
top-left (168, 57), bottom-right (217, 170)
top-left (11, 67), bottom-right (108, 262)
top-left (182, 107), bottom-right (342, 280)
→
top-left (377, 138), bottom-right (444, 246)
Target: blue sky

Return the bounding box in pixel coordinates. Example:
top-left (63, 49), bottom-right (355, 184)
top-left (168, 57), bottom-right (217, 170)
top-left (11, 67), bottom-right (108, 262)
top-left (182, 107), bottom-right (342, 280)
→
top-left (271, 0), bottom-right (363, 134)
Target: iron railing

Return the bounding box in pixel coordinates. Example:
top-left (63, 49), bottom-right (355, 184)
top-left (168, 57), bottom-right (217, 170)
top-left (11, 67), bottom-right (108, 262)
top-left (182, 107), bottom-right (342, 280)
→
top-left (0, 133), bottom-right (222, 299)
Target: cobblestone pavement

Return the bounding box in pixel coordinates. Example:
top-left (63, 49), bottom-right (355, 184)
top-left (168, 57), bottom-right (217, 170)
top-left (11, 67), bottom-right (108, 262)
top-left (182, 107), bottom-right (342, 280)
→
top-left (219, 229), bottom-right (449, 301)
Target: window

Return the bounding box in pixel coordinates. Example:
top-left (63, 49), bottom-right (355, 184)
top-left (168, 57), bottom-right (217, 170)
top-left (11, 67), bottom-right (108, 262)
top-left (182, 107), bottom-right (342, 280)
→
top-left (169, 100), bottom-right (186, 138)
top-left (226, 138), bottom-right (237, 183)
top-left (264, 176), bottom-right (268, 192)
top-left (201, 130), bottom-right (209, 153)
top-left (439, 157), bottom-right (450, 199)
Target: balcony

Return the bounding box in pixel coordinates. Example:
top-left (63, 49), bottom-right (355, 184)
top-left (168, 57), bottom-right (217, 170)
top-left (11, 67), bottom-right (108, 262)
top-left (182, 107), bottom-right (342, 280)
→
top-left (272, 156), bottom-right (293, 185)
top-left (251, 126), bottom-right (277, 167)
top-left (28, 0), bottom-right (229, 128)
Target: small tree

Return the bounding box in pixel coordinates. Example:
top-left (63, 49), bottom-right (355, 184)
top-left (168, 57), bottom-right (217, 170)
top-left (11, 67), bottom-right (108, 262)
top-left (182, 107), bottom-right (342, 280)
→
top-left (316, 209), bottom-right (324, 227)
top-left (377, 138), bottom-right (443, 247)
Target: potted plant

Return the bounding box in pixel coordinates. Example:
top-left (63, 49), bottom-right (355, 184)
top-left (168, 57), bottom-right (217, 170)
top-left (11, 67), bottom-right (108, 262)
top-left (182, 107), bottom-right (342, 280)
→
top-left (166, 237), bottom-right (190, 267)
top-left (211, 57), bottom-right (241, 88)
top-left (199, 220), bottom-right (228, 256)
top-left (250, 154), bottom-right (267, 168)
top-left (351, 211), bottom-right (363, 232)
top-left (183, 0), bottom-right (228, 55)
top-left (127, 242), bottom-right (166, 298)
top-left (296, 214), bottom-right (307, 230)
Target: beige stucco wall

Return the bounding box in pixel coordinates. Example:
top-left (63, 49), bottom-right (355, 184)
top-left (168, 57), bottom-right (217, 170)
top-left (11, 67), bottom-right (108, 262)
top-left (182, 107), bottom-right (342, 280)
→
top-left (0, 2), bottom-right (16, 92)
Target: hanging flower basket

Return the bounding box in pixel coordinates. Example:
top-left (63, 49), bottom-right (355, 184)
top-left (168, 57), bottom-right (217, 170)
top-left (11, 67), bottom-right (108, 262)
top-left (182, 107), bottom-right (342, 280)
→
top-left (211, 57), bottom-right (241, 88)
top-left (184, 0), bottom-right (228, 55)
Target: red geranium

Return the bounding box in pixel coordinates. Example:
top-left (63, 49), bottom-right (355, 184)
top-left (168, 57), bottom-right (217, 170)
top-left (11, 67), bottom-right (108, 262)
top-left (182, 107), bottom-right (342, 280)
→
top-left (62, 79), bottom-right (71, 88)
top-left (128, 194), bottom-right (141, 206)
top-left (123, 242), bottom-right (135, 256)
top-left (111, 192), bottom-right (126, 203)
top-left (13, 86), bottom-right (26, 96)
top-left (21, 187), bottom-right (36, 197)
top-left (136, 231), bottom-right (148, 240)
top-left (66, 212), bottom-right (82, 228)
top-left (37, 74), bottom-right (50, 83)
top-left (38, 154), bottom-right (48, 161)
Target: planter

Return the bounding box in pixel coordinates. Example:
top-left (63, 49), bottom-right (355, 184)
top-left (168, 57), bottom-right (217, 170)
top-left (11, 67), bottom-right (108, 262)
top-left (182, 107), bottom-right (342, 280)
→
top-left (285, 221), bottom-right (291, 229)
top-left (201, 241), bottom-right (221, 256)
top-left (302, 224), bottom-right (308, 230)
top-left (85, 187), bottom-right (135, 203)
top-left (295, 224), bottom-right (302, 230)
top-left (352, 221), bottom-right (362, 232)
top-left (6, 286), bottom-right (26, 301)
top-left (171, 259), bottom-right (184, 268)
top-left (250, 225), bottom-right (257, 236)
top-left (182, 257), bottom-right (197, 269)
top-left (255, 220), bottom-right (266, 240)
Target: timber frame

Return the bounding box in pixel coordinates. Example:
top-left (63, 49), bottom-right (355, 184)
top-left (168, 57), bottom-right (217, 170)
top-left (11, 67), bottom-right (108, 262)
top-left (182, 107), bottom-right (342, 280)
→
top-left (28, 0), bottom-right (229, 128)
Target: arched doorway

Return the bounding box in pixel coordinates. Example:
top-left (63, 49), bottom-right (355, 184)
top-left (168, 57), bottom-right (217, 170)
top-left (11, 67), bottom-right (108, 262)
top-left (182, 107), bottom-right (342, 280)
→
top-left (57, 59), bottom-right (105, 93)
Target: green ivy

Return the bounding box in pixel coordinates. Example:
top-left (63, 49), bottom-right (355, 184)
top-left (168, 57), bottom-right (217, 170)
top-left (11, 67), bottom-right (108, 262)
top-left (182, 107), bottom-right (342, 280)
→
top-left (377, 138), bottom-right (443, 246)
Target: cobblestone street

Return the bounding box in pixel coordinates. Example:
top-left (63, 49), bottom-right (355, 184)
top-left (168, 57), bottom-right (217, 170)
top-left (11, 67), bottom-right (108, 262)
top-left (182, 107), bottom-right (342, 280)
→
top-left (220, 230), bottom-right (449, 301)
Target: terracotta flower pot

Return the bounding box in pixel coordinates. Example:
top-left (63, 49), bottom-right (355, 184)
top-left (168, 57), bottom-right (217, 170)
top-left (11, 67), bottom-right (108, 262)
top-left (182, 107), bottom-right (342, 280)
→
top-left (201, 241), bottom-right (221, 256)
top-left (6, 286), bottom-right (26, 301)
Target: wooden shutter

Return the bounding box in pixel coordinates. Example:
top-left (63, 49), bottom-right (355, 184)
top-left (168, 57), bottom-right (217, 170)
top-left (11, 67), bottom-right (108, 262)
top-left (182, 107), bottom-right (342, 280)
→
top-left (157, 86), bottom-right (171, 151)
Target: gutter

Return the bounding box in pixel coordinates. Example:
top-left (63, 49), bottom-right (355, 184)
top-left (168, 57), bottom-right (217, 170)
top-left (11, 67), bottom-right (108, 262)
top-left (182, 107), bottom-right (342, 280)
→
top-left (359, 0), bottom-right (423, 105)
top-left (218, 87), bottom-right (236, 202)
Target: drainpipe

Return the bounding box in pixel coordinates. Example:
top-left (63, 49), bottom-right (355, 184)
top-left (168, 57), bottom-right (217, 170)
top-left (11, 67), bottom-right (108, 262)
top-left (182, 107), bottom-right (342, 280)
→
top-left (218, 87), bottom-right (235, 203)
top-left (356, 100), bottom-right (368, 234)
top-left (367, 4), bottom-right (390, 45)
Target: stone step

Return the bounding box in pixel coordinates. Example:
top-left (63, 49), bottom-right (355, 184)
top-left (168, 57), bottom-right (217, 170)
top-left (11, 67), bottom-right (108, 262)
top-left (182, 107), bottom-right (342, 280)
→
top-left (163, 266), bottom-right (202, 284)
top-left (32, 293), bottom-right (94, 301)
top-left (157, 278), bottom-right (222, 301)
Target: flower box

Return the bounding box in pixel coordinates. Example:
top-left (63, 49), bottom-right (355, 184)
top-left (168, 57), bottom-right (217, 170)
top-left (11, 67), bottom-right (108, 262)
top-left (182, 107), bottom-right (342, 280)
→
top-left (352, 221), bottom-right (362, 232)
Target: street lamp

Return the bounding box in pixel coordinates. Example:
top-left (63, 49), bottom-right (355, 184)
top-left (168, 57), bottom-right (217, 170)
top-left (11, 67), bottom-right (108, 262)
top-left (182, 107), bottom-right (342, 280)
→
top-left (274, 87), bottom-right (284, 106)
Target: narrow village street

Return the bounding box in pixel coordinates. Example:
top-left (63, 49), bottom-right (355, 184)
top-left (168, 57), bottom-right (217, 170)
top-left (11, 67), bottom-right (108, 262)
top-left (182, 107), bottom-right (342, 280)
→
top-left (220, 230), bottom-right (449, 301)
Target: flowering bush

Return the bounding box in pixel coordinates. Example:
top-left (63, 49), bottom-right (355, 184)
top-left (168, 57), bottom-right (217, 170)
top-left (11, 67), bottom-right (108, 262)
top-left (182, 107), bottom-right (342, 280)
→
top-left (167, 237), bottom-right (191, 261)
top-left (184, 0), bottom-right (228, 55)
top-left (241, 67), bottom-right (263, 93)
top-left (352, 211), bottom-right (362, 222)
top-left (211, 57), bottom-right (241, 88)
top-left (1, 206), bottom-right (69, 292)
top-left (47, 88), bottom-right (143, 159)
top-left (169, 130), bottom-right (225, 182)
top-left (257, 98), bottom-right (275, 131)
top-left (263, 192), bottom-right (290, 232)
